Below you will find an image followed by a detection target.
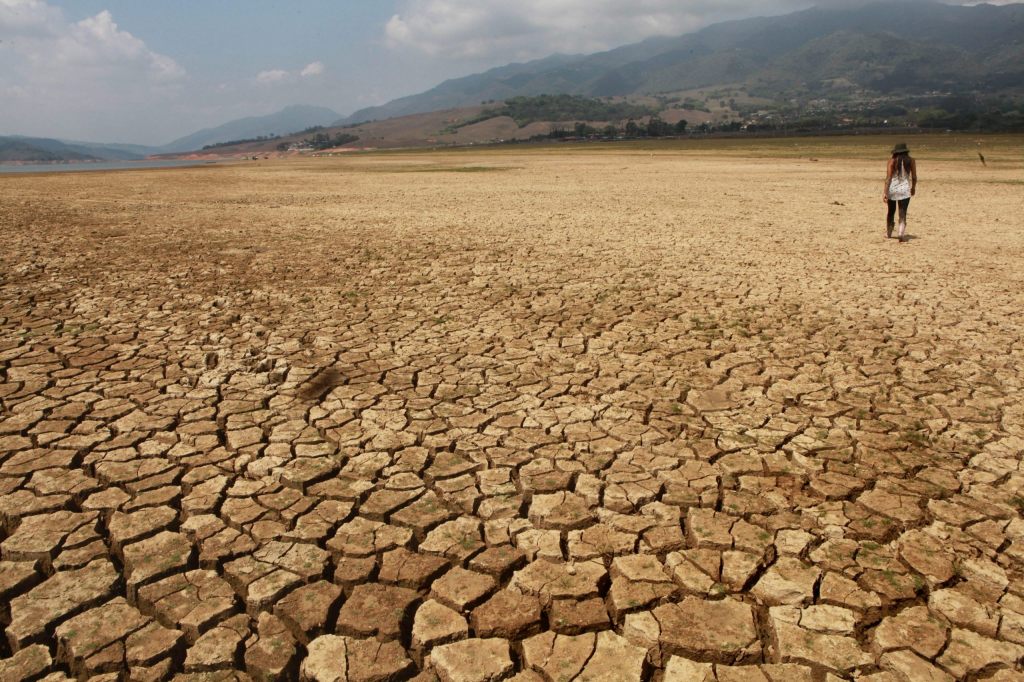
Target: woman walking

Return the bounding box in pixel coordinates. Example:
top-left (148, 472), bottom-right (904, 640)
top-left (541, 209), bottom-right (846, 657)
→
top-left (883, 142), bottom-right (917, 242)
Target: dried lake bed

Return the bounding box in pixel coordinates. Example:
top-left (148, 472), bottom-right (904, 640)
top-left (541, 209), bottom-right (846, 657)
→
top-left (2, 136), bottom-right (1024, 681)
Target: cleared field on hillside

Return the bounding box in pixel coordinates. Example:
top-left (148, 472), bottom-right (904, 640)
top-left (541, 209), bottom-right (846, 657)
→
top-left (2, 136), bottom-right (1023, 681)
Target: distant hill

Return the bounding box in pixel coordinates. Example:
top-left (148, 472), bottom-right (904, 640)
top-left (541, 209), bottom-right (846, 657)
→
top-left (340, 0), bottom-right (1024, 124)
top-left (161, 105), bottom-right (342, 153)
top-left (155, 97), bottom-right (719, 159)
top-left (0, 137), bottom-right (103, 164)
top-left (0, 105), bottom-right (346, 162)
top-left (176, 0), bottom-right (1022, 157)
top-left (11, 0), bottom-right (1020, 162)
top-left (0, 136), bottom-right (169, 163)
top-left (56, 140), bottom-right (159, 160)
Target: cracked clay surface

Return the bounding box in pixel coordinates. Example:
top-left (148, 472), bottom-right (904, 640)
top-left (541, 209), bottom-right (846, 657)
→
top-left (1, 140), bottom-right (1023, 681)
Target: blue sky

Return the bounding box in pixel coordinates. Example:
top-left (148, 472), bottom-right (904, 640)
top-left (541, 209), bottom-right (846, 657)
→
top-left (1, 1), bottom-right (462, 143)
top-left (51, 2), bottom-right (401, 84)
top-left (1, 0), bottom-right (1007, 144)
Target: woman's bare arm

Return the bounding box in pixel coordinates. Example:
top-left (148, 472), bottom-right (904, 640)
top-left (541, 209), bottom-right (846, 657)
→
top-left (910, 158), bottom-right (918, 196)
top-left (884, 158), bottom-right (894, 202)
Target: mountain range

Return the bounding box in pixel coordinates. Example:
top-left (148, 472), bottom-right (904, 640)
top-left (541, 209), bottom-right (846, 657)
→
top-left (3, 0), bottom-right (1022, 162)
top-left (159, 105), bottom-right (341, 153)
top-left (339, 0), bottom-right (1024, 124)
top-left (1, 105), bottom-right (341, 164)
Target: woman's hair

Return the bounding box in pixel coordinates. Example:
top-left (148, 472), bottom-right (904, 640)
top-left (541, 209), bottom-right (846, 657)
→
top-left (892, 151), bottom-right (912, 175)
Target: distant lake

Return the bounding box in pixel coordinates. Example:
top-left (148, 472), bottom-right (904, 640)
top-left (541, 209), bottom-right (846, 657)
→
top-left (0, 159), bottom-right (219, 174)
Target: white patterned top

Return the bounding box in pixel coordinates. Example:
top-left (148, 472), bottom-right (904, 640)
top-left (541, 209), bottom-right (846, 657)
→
top-left (889, 172), bottom-right (912, 201)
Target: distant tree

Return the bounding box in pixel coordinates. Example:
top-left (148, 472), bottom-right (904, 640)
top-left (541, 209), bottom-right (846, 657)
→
top-left (646, 116), bottom-right (673, 137)
top-left (202, 134), bottom-right (280, 150)
top-left (498, 94), bottom-right (656, 127)
top-left (625, 120), bottom-right (642, 137)
top-left (917, 109), bottom-right (977, 130)
top-left (674, 119), bottom-right (688, 134)
top-left (574, 122), bottom-right (599, 137)
top-left (299, 132), bottom-right (359, 150)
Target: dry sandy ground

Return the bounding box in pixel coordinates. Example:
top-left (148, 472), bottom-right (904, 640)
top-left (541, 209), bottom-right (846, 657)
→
top-left (1, 136), bottom-right (1024, 681)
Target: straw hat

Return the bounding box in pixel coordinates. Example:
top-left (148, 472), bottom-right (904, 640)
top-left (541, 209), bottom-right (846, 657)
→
top-left (892, 142), bottom-right (910, 154)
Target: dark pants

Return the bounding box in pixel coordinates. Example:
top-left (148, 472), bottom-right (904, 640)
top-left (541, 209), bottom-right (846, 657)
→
top-left (887, 198), bottom-right (910, 228)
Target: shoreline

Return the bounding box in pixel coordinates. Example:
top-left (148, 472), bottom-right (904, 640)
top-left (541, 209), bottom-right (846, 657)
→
top-left (0, 158), bottom-right (223, 176)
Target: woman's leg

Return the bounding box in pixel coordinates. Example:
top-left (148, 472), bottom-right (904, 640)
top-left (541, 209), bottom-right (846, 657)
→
top-left (897, 198), bottom-right (910, 240)
top-left (886, 200), bottom-right (897, 238)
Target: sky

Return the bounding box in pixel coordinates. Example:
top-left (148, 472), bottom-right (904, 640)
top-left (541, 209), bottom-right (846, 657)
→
top-left (0, 0), bottom-right (1015, 145)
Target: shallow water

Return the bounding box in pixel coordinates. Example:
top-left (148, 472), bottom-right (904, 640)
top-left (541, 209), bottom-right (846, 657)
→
top-left (0, 159), bottom-right (216, 174)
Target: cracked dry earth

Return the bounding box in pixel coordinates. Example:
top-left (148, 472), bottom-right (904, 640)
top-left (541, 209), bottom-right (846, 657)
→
top-left (1, 139), bottom-right (1024, 682)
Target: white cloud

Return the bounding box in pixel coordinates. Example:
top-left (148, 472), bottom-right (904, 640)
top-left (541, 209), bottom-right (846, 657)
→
top-left (0, 0), bottom-right (186, 140)
top-left (385, 0), bottom-right (1001, 61)
top-left (0, 0), bottom-right (60, 36)
top-left (256, 61), bottom-right (325, 84)
top-left (384, 0), bottom-right (805, 60)
top-left (301, 61), bottom-right (325, 78)
top-left (57, 11), bottom-right (185, 81)
top-left (256, 68), bottom-right (290, 84)
top-left (1, 2), bottom-right (184, 82)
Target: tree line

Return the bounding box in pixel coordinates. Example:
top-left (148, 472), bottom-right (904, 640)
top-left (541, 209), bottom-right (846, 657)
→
top-left (202, 134), bottom-right (280, 150)
top-left (540, 116), bottom-right (688, 140)
top-left (276, 131), bottom-right (359, 151)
